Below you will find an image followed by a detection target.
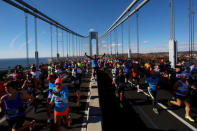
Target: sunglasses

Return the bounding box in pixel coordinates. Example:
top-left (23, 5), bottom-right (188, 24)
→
top-left (55, 83), bottom-right (62, 86)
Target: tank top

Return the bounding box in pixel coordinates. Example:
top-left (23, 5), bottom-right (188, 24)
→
top-left (176, 80), bottom-right (189, 96)
top-left (3, 92), bottom-right (25, 120)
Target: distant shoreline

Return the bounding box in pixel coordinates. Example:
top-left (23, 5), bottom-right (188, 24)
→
top-left (0, 57), bottom-right (50, 60)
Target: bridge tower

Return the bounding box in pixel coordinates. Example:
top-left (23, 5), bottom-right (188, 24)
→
top-left (89, 32), bottom-right (99, 56)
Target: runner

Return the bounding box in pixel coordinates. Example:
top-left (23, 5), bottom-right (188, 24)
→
top-left (47, 74), bottom-right (56, 124)
top-left (71, 65), bottom-right (82, 106)
top-left (146, 70), bottom-right (160, 115)
top-left (22, 73), bottom-right (38, 113)
top-left (168, 73), bottom-right (195, 122)
top-left (123, 63), bottom-right (130, 88)
top-left (50, 78), bottom-right (71, 131)
top-left (85, 52), bottom-right (105, 81)
top-left (0, 80), bottom-right (35, 131)
top-left (132, 60), bottom-right (143, 93)
top-left (114, 69), bottom-right (125, 108)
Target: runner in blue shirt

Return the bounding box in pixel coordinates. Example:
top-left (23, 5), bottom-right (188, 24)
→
top-left (50, 78), bottom-right (71, 131)
top-left (123, 64), bottom-right (130, 87)
top-left (146, 70), bottom-right (160, 114)
top-left (85, 52), bottom-right (105, 81)
top-left (47, 75), bottom-right (56, 124)
top-left (168, 73), bottom-right (195, 122)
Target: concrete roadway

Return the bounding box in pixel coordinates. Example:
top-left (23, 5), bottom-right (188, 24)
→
top-left (97, 70), bottom-right (197, 131)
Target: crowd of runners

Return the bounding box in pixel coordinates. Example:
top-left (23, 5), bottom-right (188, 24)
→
top-left (0, 53), bottom-right (197, 131)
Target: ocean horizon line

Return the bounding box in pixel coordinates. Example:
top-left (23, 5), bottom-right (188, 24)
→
top-left (0, 57), bottom-right (51, 60)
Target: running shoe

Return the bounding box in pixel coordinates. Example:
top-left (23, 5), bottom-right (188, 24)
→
top-left (137, 89), bottom-right (143, 93)
top-left (77, 102), bottom-right (81, 107)
top-left (185, 115), bottom-right (195, 122)
top-left (153, 108), bottom-right (159, 115)
top-left (67, 113), bottom-right (72, 128)
top-left (167, 100), bottom-right (173, 107)
top-left (120, 103), bottom-right (123, 108)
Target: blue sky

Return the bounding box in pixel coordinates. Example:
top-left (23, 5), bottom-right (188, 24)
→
top-left (0, 0), bottom-right (196, 58)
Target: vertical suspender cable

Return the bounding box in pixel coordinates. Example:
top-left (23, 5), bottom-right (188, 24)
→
top-left (128, 17), bottom-right (131, 56)
top-left (136, 12), bottom-right (139, 57)
top-left (173, 0), bottom-right (175, 40)
top-left (191, 0), bottom-right (193, 60)
top-left (69, 33), bottom-right (70, 57)
top-left (114, 31), bottom-right (116, 55)
top-left (76, 35), bottom-right (77, 57)
top-left (35, 16), bottom-right (38, 54)
top-left (121, 24), bottom-right (124, 57)
top-left (110, 32), bottom-right (112, 56)
top-left (79, 37), bottom-right (81, 57)
top-left (170, 0), bottom-right (172, 40)
top-left (79, 37), bottom-right (80, 57)
top-left (56, 27), bottom-right (59, 60)
top-left (34, 16), bottom-right (39, 68)
top-left (67, 32), bottom-right (68, 58)
top-left (107, 35), bottom-right (110, 55)
top-left (25, 13), bottom-right (29, 66)
top-left (171, 0), bottom-right (174, 39)
top-left (50, 25), bottom-right (53, 59)
top-left (117, 30), bottom-right (118, 56)
top-left (189, 0), bottom-right (191, 61)
top-left (62, 30), bottom-right (64, 58)
top-left (72, 34), bottom-right (74, 57)
top-left (99, 38), bottom-right (101, 55)
top-left (100, 38), bottom-right (102, 55)
top-left (105, 36), bottom-right (107, 55)
top-left (192, 0), bottom-right (194, 58)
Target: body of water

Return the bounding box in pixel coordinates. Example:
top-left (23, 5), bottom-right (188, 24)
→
top-left (0, 58), bottom-right (49, 70)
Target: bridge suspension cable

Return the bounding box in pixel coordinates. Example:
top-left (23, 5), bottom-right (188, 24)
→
top-left (136, 12), bottom-right (139, 57)
top-left (25, 13), bottom-right (29, 66)
top-left (99, 0), bottom-right (149, 38)
top-left (66, 32), bottom-right (68, 58)
top-left (62, 30), bottom-right (64, 58)
top-left (3, 0), bottom-right (86, 38)
top-left (50, 24), bottom-right (53, 59)
top-left (34, 16), bottom-right (39, 68)
top-left (121, 24), bottom-right (124, 56)
top-left (100, 0), bottom-right (139, 38)
top-left (110, 32), bottom-right (112, 56)
top-left (99, 0), bottom-right (149, 58)
top-left (56, 27), bottom-right (59, 61)
top-left (128, 17), bottom-right (131, 58)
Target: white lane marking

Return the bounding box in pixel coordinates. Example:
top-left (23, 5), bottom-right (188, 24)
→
top-left (126, 93), bottom-right (159, 129)
top-left (81, 77), bottom-right (92, 131)
top-left (128, 80), bottom-right (197, 131)
top-left (0, 117), bottom-right (5, 124)
top-left (136, 105), bottom-right (159, 129)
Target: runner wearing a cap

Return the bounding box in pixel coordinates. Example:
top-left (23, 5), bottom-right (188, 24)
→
top-left (50, 78), bottom-right (71, 131)
top-left (146, 70), bottom-right (160, 114)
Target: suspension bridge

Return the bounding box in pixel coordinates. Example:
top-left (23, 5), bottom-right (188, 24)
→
top-left (0, 0), bottom-right (197, 131)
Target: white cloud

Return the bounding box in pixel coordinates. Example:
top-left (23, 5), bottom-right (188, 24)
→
top-left (89, 28), bottom-right (95, 32)
top-left (18, 39), bottom-right (32, 50)
top-left (102, 40), bottom-right (107, 44)
top-left (9, 33), bottom-right (23, 48)
top-left (101, 43), bottom-right (122, 48)
top-left (102, 44), bottom-right (110, 48)
top-left (112, 43), bottom-right (121, 47)
top-left (143, 40), bottom-right (150, 44)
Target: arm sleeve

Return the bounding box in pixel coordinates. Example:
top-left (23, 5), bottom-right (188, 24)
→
top-left (51, 94), bottom-right (55, 103)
